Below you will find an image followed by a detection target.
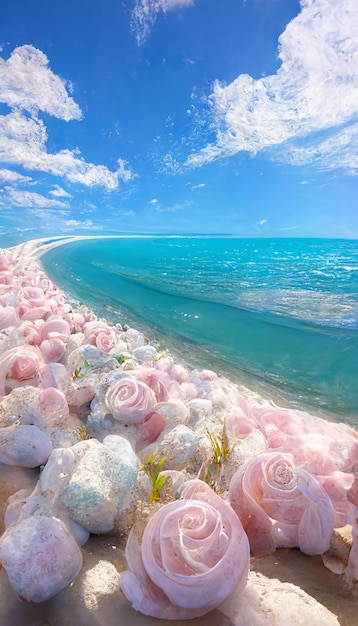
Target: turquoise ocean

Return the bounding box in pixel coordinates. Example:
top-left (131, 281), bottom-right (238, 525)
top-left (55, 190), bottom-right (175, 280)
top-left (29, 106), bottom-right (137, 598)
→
top-left (41, 237), bottom-right (358, 428)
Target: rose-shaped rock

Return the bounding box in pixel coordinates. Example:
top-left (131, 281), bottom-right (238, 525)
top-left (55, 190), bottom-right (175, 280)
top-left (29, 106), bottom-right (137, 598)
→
top-left (120, 479), bottom-right (250, 619)
top-left (83, 321), bottom-right (117, 353)
top-left (105, 375), bottom-right (156, 424)
top-left (229, 451), bottom-right (335, 556)
top-left (0, 345), bottom-right (45, 397)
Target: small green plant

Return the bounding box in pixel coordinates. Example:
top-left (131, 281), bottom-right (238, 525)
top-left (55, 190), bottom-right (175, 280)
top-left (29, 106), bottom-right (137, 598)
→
top-left (200, 420), bottom-right (233, 492)
top-left (153, 350), bottom-right (166, 361)
top-left (207, 419), bottom-right (232, 466)
top-left (78, 425), bottom-right (88, 440)
top-left (139, 454), bottom-right (169, 503)
top-left (72, 359), bottom-right (91, 380)
top-left (114, 353), bottom-right (130, 365)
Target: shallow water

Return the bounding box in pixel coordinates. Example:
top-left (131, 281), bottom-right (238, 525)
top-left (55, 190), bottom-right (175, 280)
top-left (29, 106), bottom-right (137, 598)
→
top-left (42, 237), bottom-right (358, 426)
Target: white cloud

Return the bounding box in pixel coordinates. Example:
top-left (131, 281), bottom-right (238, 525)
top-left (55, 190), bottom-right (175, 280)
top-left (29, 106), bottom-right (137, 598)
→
top-left (0, 169), bottom-right (32, 184)
top-left (256, 219), bottom-right (267, 226)
top-left (0, 111), bottom-right (135, 190)
top-left (0, 46), bottom-right (135, 192)
top-left (0, 187), bottom-right (69, 209)
top-left (155, 201), bottom-right (188, 213)
top-left (191, 182), bottom-right (205, 189)
top-left (131, 0), bottom-right (194, 45)
top-left (278, 226), bottom-right (299, 231)
top-left (49, 185), bottom-right (72, 198)
top-left (0, 45), bottom-right (82, 120)
top-left (64, 219), bottom-right (94, 228)
top-left (279, 122), bottom-right (358, 173)
top-left (187, 0), bottom-right (358, 173)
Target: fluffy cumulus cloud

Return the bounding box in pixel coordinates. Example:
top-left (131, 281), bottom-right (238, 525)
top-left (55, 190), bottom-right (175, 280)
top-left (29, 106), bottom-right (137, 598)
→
top-left (0, 45), bottom-right (82, 120)
top-left (131, 0), bottom-right (194, 45)
top-left (0, 45), bottom-right (135, 198)
top-left (187, 0), bottom-right (358, 173)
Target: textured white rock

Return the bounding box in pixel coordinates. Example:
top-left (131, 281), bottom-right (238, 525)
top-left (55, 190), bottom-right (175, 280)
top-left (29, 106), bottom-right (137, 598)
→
top-left (60, 438), bottom-right (139, 533)
top-left (132, 345), bottom-right (158, 362)
top-left (0, 515), bottom-right (83, 602)
top-left (0, 423), bottom-right (52, 467)
top-left (148, 424), bottom-right (202, 471)
top-left (153, 398), bottom-right (189, 429)
top-left (223, 429), bottom-right (267, 485)
top-left (0, 386), bottom-right (40, 427)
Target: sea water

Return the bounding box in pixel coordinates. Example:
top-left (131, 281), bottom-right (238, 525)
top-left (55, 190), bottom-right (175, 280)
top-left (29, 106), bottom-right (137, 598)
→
top-left (41, 237), bottom-right (358, 427)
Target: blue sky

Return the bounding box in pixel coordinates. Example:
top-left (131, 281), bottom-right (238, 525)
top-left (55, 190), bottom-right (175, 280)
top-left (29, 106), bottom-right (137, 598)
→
top-left (0, 0), bottom-right (357, 242)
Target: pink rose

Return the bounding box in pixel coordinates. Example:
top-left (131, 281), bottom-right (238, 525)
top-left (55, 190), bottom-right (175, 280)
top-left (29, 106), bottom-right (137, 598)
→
top-left (121, 479), bottom-right (250, 619)
top-left (16, 320), bottom-right (41, 345)
top-left (127, 368), bottom-right (179, 403)
top-left (38, 316), bottom-right (71, 343)
top-left (136, 411), bottom-right (166, 448)
top-left (40, 339), bottom-right (66, 362)
top-left (83, 321), bottom-right (116, 353)
top-left (105, 376), bottom-right (156, 424)
top-left (229, 451), bottom-right (335, 556)
top-left (0, 345), bottom-right (45, 396)
top-left (226, 405), bottom-right (258, 439)
top-left (16, 302), bottom-right (50, 321)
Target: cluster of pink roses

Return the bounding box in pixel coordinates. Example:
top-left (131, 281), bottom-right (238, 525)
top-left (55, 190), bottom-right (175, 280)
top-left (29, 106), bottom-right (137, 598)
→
top-left (0, 242), bottom-right (357, 617)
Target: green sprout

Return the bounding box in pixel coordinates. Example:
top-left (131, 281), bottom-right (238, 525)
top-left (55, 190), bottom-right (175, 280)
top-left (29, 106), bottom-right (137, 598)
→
top-left (153, 350), bottom-right (166, 361)
top-left (72, 359), bottom-right (91, 380)
top-left (139, 454), bottom-right (169, 504)
top-left (78, 425), bottom-right (88, 441)
top-left (206, 419), bottom-right (232, 466)
top-left (200, 420), bottom-right (233, 492)
top-left (114, 353), bottom-right (130, 365)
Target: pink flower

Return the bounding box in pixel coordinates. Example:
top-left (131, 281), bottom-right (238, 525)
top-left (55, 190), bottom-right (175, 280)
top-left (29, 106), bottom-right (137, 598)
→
top-left (38, 316), bottom-right (72, 343)
top-left (83, 321), bottom-right (116, 353)
top-left (105, 376), bottom-right (156, 424)
top-left (127, 368), bottom-right (179, 403)
top-left (136, 411), bottom-right (166, 448)
top-left (120, 479), bottom-right (250, 619)
top-left (229, 451), bottom-right (335, 557)
top-left (15, 320), bottom-right (41, 345)
top-left (0, 345), bottom-right (45, 397)
top-left (226, 405), bottom-right (258, 439)
top-left (40, 338), bottom-right (66, 362)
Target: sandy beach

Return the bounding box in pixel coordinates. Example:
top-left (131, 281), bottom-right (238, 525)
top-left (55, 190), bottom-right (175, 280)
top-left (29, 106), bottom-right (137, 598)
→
top-left (0, 237), bottom-right (357, 625)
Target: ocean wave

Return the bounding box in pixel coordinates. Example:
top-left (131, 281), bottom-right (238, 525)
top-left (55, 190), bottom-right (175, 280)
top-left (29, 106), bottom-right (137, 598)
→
top-left (42, 243), bottom-right (358, 421)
